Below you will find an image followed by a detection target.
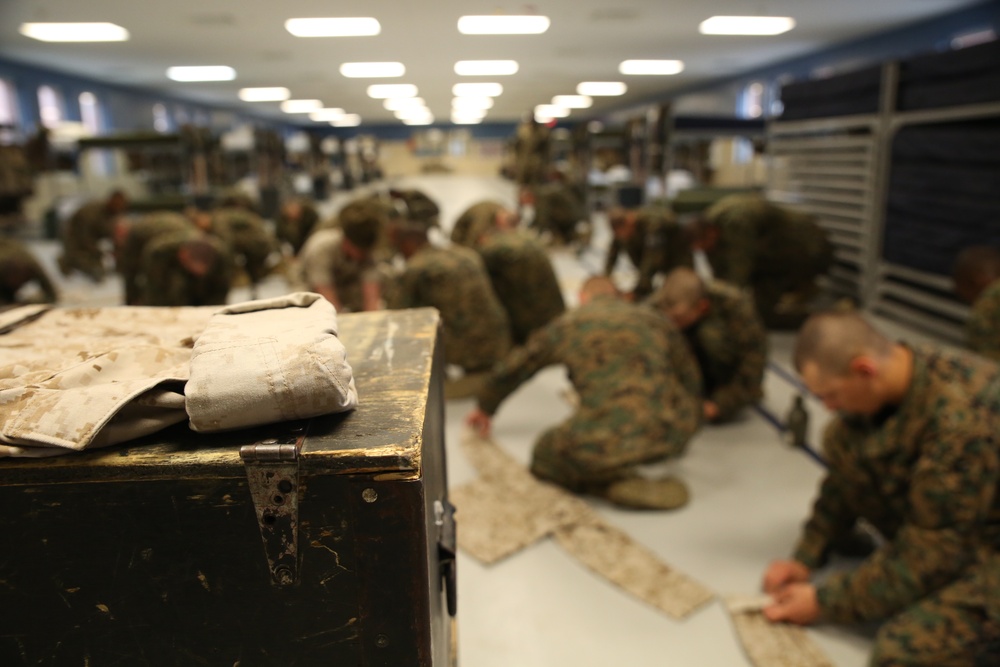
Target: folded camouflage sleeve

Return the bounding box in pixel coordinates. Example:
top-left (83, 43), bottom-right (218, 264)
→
top-left (186, 292), bottom-right (358, 432)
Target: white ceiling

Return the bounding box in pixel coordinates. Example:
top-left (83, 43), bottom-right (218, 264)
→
top-left (0, 0), bottom-right (983, 127)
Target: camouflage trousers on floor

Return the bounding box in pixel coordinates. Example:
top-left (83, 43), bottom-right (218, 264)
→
top-left (870, 564), bottom-right (1000, 667)
top-left (529, 406), bottom-right (687, 493)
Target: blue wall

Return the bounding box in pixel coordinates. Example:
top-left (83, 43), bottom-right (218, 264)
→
top-left (0, 55), bottom-right (520, 142)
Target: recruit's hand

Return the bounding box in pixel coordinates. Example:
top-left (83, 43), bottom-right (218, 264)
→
top-left (703, 401), bottom-right (720, 421)
top-left (762, 559), bottom-right (811, 594)
top-left (763, 582), bottom-right (820, 625)
top-left (466, 408), bottom-right (493, 438)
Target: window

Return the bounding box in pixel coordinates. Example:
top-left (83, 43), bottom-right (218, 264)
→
top-left (37, 85), bottom-right (64, 128)
top-left (0, 79), bottom-right (18, 127)
top-left (740, 81), bottom-right (765, 119)
top-left (79, 91), bottom-right (102, 135)
top-left (153, 103), bottom-right (171, 132)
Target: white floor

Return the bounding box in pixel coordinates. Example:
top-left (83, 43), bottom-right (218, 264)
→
top-left (25, 173), bottom-right (959, 667)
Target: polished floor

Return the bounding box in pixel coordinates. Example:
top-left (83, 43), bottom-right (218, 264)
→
top-left (22, 173), bottom-right (960, 667)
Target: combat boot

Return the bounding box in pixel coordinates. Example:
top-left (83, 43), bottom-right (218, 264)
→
top-left (603, 476), bottom-right (690, 511)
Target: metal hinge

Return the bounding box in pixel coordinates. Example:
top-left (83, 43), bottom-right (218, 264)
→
top-left (241, 437), bottom-right (302, 587)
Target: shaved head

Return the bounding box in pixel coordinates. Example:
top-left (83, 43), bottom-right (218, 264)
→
top-left (653, 268), bottom-right (705, 309)
top-left (794, 311), bottom-right (893, 375)
top-left (580, 275), bottom-right (620, 300)
top-left (954, 246), bottom-right (1000, 303)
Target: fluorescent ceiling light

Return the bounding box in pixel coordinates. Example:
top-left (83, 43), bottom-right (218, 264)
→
top-left (576, 81), bottom-right (627, 96)
top-left (394, 108), bottom-right (432, 121)
top-left (383, 97), bottom-right (426, 111)
top-left (281, 99), bottom-right (323, 113)
top-left (453, 83), bottom-right (503, 97)
top-left (699, 16), bottom-right (795, 36)
top-left (403, 117), bottom-right (434, 126)
top-left (457, 15), bottom-right (550, 35)
top-left (331, 114), bottom-right (362, 127)
top-left (309, 108), bottom-right (346, 122)
top-left (367, 84), bottom-right (418, 99)
top-left (452, 109), bottom-right (487, 121)
top-left (452, 97), bottom-right (494, 110)
top-left (619, 59), bottom-right (684, 75)
top-left (167, 66), bottom-right (236, 82)
top-left (552, 95), bottom-right (592, 109)
top-left (534, 104), bottom-right (570, 118)
top-left (339, 62), bottom-right (405, 78)
top-left (534, 113), bottom-right (554, 123)
top-left (239, 87), bottom-right (290, 102)
top-left (285, 17), bottom-right (380, 37)
top-left (19, 22), bottom-right (129, 42)
top-left (452, 116), bottom-right (483, 125)
top-left (454, 60), bottom-right (518, 76)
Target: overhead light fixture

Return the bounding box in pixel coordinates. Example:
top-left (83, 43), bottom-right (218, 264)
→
top-left (452, 108), bottom-right (487, 119)
top-left (452, 109), bottom-right (486, 122)
top-left (534, 104), bottom-right (570, 118)
top-left (309, 108), bottom-right (346, 122)
top-left (239, 87), bottom-right (290, 102)
top-left (285, 17), bottom-right (381, 37)
top-left (452, 116), bottom-right (484, 125)
top-left (576, 81), bottom-right (627, 96)
top-left (19, 22), bottom-right (129, 42)
top-left (166, 66), bottom-right (236, 82)
top-left (394, 108), bottom-right (433, 121)
top-left (699, 16), bottom-right (796, 36)
top-left (619, 60), bottom-right (684, 75)
top-left (454, 60), bottom-right (519, 76)
top-left (403, 117), bottom-right (434, 126)
top-left (280, 99), bottom-right (323, 113)
top-left (367, 84), bottom-right (418, 99)
top-left (453, 82), bottom-right (503, 97)
top-left (552, 95), bottom-right (592, 109)
top-left (383, 97), bottom-right (426, 111)
top-left (457, 15), bottom-right (550, 35)
top-left (452, 97), bottom-right (494, 111)
top-left (339, 62), bottom-right (405, 78)
top-left (331, 114), bottom-right (362, 127)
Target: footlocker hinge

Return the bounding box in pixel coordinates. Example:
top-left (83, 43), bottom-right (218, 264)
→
top-left (241, 433), bottom-right (303, 587)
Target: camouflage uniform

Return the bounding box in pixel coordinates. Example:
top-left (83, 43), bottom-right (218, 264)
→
top-left (139, 230), bottom-right (233, 307)
top-left (531, 183), bottom-right (586, 244)
top-left (476, 229), bottom-right (566, 346)
top-left (118, 211), bottom-right (194, 305)
top-left (275, 202), bottom-right (320, 255)
top-left (513, 120), bottom-right (549, 187)
top-left (293, 227), bottom-right (379, 313)
top-left (210, 207), bottom-right (275, 285)
top-left (0, 238), bottom-right (57, 305)
top-left (704, 194), bottom-right (832, 328)
top-left (791, 345), bottom-right (1000, 665)
top-left (967, 278), bottom-right (1000, 362)
top-left (649, 280), bottom-right (767, 421)
top-left (387, 244), bottom-right (511, 373)
top-left (605, 207), bottom-right (693, 298)
top-left (58, 200), bottom-right (118, 281)
top-left (477, 296), bottom-right (702, 492)
top-left (451, 201), bottom-right (503, 248)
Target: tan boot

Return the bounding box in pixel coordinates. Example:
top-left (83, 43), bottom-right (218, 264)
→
top-left (603, 476), bottom-right (690, 511)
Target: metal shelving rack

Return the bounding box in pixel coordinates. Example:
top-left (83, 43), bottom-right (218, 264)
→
top-left (768, 60), bottom-right (1000, 344)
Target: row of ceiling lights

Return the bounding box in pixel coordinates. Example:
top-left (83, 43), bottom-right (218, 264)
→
top-left (18, 14), bottom-right (797, 128)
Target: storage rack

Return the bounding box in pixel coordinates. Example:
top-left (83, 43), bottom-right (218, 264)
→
top-left (768, 49), bottom-right (1000, 344)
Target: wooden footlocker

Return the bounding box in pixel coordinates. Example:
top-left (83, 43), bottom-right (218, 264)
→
top-left (0, 308), bottom-right (455, 666)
